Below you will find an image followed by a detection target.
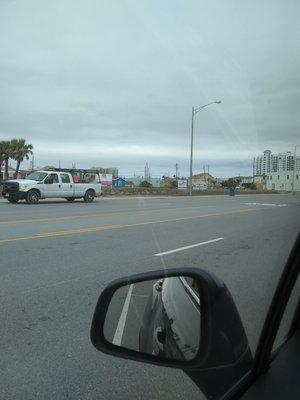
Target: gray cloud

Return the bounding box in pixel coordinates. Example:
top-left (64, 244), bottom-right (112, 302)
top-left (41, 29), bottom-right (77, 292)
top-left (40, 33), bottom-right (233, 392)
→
top-left (1, 0), bottom-right (299, 178)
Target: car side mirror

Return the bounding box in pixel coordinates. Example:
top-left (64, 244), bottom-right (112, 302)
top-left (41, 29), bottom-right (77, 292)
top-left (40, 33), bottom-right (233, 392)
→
top-left (91, 268), bottom-right (253, 399)
top-left (44, 178), bottom-right (53, 184)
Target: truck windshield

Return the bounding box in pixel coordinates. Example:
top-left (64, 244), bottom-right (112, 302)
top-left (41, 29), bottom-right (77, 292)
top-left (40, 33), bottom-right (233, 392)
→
top-left (26, 172), bottom-right (48, 181)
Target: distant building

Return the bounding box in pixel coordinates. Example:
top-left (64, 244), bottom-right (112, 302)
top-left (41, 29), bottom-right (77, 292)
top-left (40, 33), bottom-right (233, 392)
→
top-left (240, 176), bottom-right (253, 184)
top-left (125, 176), bottom-right (143, 186)
top-left (253, 175), bottom-right (266, 183)
top-left (254, 150), bottom-right (300, 175)
top-left (189, 173), bottom-right (215, 189)
top-left (42, 165), bottom-right (57, 171)
top-left (149, 178), bottom-right (161, 188)
top-left (266, 171), bottom-right (300, 191)
top-left (254, 150), bottom-right (272, 175)
top-left (253, 175), bottom-right (267, 191)
top-left (18, 170), bottom-right (30, 179)
top-left (99, 173), bottom-right (113, 187)
top-left (228, 176), bottom-right (254, 186)
top-left (112, 177), bottom-right (126, 188)
top-left (95, 167), bottom-right (118, 179)
top-left (125, 176), bottom-right (161, 187)
top-left (0, 165), bottom-right (16, 180)
top-left (188, 177), bottom-right (207, 190)
top-left (214, 177), bottom-right (226, 187)
top-left (192, 173), bottom-right (214, 183)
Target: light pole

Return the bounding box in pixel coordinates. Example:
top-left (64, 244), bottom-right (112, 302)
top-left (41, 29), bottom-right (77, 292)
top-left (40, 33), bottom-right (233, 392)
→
top-left (31, 152), bottom-right (35, 171)
top-left (189, 101), bottom-right (221, 196)
top-left (292, 144), bottom-right (300, 194)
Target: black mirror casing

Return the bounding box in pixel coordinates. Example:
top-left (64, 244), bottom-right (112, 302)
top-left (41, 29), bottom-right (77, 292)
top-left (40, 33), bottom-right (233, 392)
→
top-left (91, 268), bottom-right (253, 399)
top-left (91, 268), bottom-right (212, 369)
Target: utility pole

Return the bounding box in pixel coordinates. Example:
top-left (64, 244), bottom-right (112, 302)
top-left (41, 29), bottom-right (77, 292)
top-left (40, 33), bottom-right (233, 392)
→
top-left (175, 163), bottom-right (178, 179)
top-left (144, 163), bottom-right (149, 182)
top-left (189, 107), bottom-right (194, 196)
top-left (208, 165), bottom-right (210, 188)
top-left (189, 101), bottom-right (221, 196)
top-left (253, 157), bottom-right (255, 183)
top-left (292, 145), bottom-right (300, 194)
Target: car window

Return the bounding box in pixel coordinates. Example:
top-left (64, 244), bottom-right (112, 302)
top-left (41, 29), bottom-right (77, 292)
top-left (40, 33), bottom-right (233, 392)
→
top-left (49, 173), bottom-right (59, 183)
top-left (1, 1), bottom-right (300, 400)
top-left (60, 173), bottom-right (70, 183)
top-left (26, 172), bottom-right (47, 181)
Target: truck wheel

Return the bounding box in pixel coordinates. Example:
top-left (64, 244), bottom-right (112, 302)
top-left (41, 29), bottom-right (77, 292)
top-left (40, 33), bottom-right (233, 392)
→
top-left (26, 190), bottom-right (40, 204)
top-left (66, 197), bottom-right (75, 202)
top-left (84, 189), bottom-right (95, 203)
top-left (8, 195), bottom-right (19, 203)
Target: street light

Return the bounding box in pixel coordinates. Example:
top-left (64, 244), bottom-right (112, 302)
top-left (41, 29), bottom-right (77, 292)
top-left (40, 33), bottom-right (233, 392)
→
top-left (292, 144), bottom-right (300, 194)
top-left (189, 100), bottom-right (221, 196)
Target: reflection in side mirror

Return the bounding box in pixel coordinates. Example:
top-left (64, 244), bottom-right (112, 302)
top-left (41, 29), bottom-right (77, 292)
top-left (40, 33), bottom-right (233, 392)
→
top-left (103, 276), bottom-right (201, 362)
top-left (91, 268), bottom-right (253, 400)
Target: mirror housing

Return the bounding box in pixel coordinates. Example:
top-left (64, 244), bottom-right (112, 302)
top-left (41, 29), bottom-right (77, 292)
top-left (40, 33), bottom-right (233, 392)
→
top-left (91, 269), bottom-right (252, 389)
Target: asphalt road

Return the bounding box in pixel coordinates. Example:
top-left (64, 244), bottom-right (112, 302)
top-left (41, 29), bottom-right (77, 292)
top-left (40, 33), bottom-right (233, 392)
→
top-left (1, 194), bottom-right (299, 400)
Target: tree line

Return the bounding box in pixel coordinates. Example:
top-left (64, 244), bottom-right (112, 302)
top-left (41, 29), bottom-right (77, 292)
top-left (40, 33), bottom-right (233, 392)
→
top-left (0, 139), bottom-right (33, 180)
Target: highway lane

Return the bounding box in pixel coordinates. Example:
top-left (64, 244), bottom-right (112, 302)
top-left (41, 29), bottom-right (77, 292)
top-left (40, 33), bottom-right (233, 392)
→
top-left (0, 194), bottom-right (299, 400)
top-left (0, 194), bottom-right (292, 241)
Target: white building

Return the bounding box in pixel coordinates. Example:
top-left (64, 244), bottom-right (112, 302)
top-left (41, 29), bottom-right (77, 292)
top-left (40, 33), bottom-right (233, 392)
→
top-left (240, 176), bottom-right (253, 184)
top-left (255, 150), bottom-right (300, 175)
top-left (254, 150), bottom-right (272, 175)
top-left (266, 171), bottom-right (300, 191)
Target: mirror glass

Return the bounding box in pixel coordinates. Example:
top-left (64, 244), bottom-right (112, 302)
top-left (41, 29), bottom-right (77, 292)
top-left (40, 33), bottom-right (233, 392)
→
top-left (104, 275), bottom-right (201, 361)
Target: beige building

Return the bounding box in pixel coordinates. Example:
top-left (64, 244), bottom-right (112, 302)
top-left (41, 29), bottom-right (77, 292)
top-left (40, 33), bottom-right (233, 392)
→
top-left (253, 175), bottom-right (267, 191)
top-left (189, 173), bottom-right (215, 187)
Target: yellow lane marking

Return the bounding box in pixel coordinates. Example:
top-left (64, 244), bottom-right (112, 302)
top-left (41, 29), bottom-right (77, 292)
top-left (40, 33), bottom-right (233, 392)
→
top-left (0, 208), bottom-right (254, 244)
top-left (0, 205), bottom-right (216, 225)
top-left (0, 224), bottom-right (122, 243)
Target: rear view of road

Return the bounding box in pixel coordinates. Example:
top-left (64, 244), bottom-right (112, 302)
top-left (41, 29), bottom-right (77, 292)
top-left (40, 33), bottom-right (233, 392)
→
top-left (1, 194), bottom-right (299, 400)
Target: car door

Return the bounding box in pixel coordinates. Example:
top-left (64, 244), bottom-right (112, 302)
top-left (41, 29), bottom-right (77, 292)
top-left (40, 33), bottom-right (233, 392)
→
top-left (241, 247), bottom-right (300, 399)
top-left (44, 173), bottom-right (61, 198)
top-left (59, 173), bottom-right (74, 197)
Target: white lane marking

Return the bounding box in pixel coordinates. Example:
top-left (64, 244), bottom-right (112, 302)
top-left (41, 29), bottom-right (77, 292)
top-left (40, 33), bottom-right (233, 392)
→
top-left (245, 202), bottom-right (287, 207)
top-left (112, 284), bottom-right (134, 346)
top-left (154, 237), bottom-right (224, 257)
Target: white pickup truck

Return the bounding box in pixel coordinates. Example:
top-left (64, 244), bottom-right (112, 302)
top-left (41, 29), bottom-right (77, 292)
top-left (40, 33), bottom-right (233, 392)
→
top-left (2, 169), bottom-right (102, 204)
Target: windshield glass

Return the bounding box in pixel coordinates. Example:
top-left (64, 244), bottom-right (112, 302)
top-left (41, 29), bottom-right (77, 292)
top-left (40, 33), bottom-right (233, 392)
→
top-left (0, 1), bottom-right (299, 400)
top-left (26, 172), bottom-right (47, 181)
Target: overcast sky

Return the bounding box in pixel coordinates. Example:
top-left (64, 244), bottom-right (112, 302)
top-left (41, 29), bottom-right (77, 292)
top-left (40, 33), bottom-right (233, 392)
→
top-left (1, 0), bottom-right (299, 178)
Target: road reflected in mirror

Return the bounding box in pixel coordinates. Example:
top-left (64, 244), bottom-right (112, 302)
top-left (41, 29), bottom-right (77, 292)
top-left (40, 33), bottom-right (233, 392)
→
top-left (104, 276), bottom-right (201, 361)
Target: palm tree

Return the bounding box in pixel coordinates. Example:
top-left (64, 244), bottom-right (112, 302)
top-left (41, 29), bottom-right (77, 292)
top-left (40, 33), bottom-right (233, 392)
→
top-left (0, 140), bottom-right (12, 180)
top-left (12, 139), bottom-right (33, 179)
